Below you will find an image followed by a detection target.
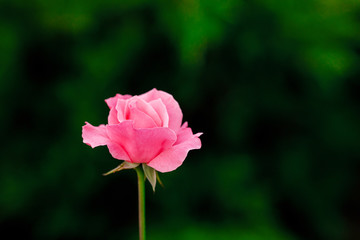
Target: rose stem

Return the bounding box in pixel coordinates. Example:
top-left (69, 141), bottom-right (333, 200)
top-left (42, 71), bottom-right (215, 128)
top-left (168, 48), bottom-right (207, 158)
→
top-left (135, 166), bottom-right (146, 240)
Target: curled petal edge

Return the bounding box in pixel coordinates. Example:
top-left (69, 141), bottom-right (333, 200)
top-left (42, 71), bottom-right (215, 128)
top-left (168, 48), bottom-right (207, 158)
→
top-left (148, 135), bottom-right (201, 173)
top-left (82, 122), bottom-right (109, 148)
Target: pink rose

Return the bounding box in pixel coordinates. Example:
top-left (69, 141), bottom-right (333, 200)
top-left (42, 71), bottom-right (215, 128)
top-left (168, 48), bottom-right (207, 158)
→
top-left (82, 88), bottom-right (202, 173)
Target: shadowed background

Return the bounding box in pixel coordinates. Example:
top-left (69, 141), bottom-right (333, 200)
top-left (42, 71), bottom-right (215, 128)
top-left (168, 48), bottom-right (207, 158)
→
top-left (1, 0), bottom-right (360, 239)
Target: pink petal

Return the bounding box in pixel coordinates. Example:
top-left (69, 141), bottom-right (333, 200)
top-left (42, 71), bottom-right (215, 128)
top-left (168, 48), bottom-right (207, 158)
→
top-left (174, 125), bottom-right (200, 145)
top-left (115, 99), bottom-right (129, 122)
top-left (139, 88), bottom-right (183, 131)
top-left (106, 121), bottom-right (177, 163)
top-left (181, 122), bottom-right (188, 128)
top-left (108, 107), bottom-right (120, 125)
top-left (105, 94), bottom-right (132, 109)
top-left (147, 127), bottom-right (202, 172)
top-left (128, 100), bottom-right (157, 128)
top-left (106, 94), bottom-right (132, 124)
top-left (134, 97), bottom-right (162, 126)
top-left (149, 99), bottom-right (169, 127)
top-left (107, 142), bottom-right (131, 162)
top-left (82, 122), bottom-right (109, 148)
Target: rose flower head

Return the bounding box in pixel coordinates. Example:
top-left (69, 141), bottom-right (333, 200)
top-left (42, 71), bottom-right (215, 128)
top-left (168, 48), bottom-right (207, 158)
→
top-left (82, 89), bottom-right (202, 190)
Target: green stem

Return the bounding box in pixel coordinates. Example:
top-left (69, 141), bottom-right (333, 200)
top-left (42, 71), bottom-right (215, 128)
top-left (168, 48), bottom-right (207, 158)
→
top-left (135, 166), bottom-right (146, 240)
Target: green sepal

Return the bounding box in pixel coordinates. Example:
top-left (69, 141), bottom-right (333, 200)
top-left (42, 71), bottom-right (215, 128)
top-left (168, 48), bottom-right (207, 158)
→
top-left (103, 161), bottom-right (139, 176)
top-left (156, 172), bottom-right (164, 188)
top-left (142, 164), bottom-right (157, 192)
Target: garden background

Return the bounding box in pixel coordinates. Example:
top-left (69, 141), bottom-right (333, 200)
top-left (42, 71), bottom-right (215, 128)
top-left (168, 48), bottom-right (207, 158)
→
top-left (1, 0), bottom-right (360, 239)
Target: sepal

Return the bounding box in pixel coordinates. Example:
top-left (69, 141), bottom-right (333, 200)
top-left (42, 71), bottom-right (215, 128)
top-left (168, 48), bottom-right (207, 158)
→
top-left (103, 161), bottom-right (139, 176)
top-left (142, 164), bottom-right (157, 192)
top-left (156, 172), bottom-right (164, 188)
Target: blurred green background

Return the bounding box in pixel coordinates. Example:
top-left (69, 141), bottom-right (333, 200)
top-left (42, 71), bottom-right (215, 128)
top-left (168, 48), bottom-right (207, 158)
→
top-left (1, 0), bottom-right (360, 239)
